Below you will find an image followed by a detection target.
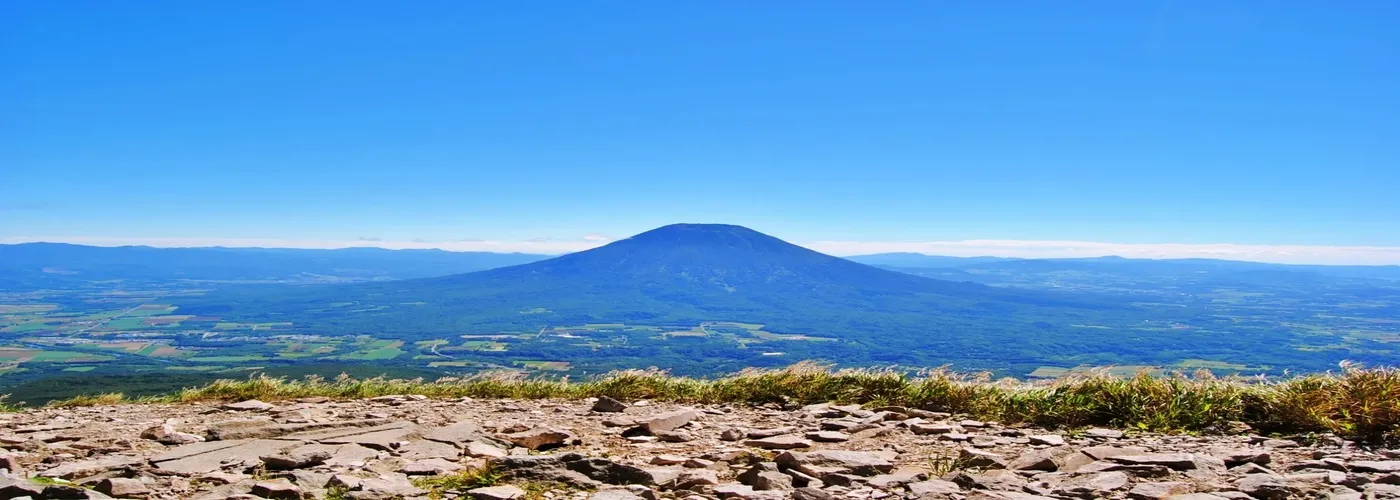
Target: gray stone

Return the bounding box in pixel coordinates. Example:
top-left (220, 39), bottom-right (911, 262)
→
top-left (752, 471), bottom-right (793, 491)
top-left (906, 479), bottom-right (961, 496)
top-left (1054, 471), bottom-right (1129, 498)
top-left (92, 476), bottom-right (149, 495)
top-left (654, 430), bottom-right (693, 443)
top-left (1211, 448), bottom-right (1271, 466)
top-left (959, 448), bottom-right (1007, 469)
top-left (1261, 439), bottom-right (1298, 448)
top-left (39, 455), bottom-right (143, 479)
top-left (952, 469), bottom-right (1026, 491)
top-left (738, 462), bottom-right (780, 486)
top-left (1007, 449), bottom-right (1058, 471)
top-left (422, 420), bottom-right (505, 448)
top-left (566, 457), bottom-right (670, 485)
top-left (422, 417), bottom-right (501, 445)
top-left (792, 486), bottom-right (834, 500)
top-left (1081, 446), bottom-right (1148, 460)
top-left (720, 428), bottom-right (746, 441)
top-left (260, 449), bottom-right (331, 470)
top-left (223, 400), bottom-right (276, 411)
top-left (140, 422), bottom-right (205, 445)
top-left (1367, 484), bottom-right (1400, 499)
top-left (0, 477), bottom-right (44, 498)
top-left (592, 396), bottom-right (629, 413)
top-left (203, 418), bottom-right (300, 440)
top-left (1237, 474), bottom-right (1293, 500)
top-left (674, 469), bottom-right (720, 489)
top-left (910, 423), bottom-right (955, 435)
top-left (748, 427), bottom-right (796, 439)
top-left (151, 439), bottom-right (293, 474)
top-left (1028, 435), bottom-right (1065, 446)
top-left (504, 428), bottom-right (573, 450)
top-left (465, 441), bottom-right (508, 458)
top-left (1109, 453), bottom-right (1199, 470)
top-left (602, 417), bottom-right (637, 428)
top-left (1083, 428), bottom-right (1124, 439)
top-left (745, 435), bottom-right (812, 450)
top-left (651, 455), bottom-right (688, 466)
top-left (805, 431), bottom-right (849, 443)
top-left (1126, 481), bottom-right (1192, 500)
top-left (776, 450), bottom-right (895, 477)
top-left (402, 457), bottom-right (464, 475)
top-left (590, 489), bottom-right (644, 500)
top-left (493, 453), bottom-right (601, 487)
top-left (315, 422), bottom-right (423, 451)
top-left (865, 470), bottom-right (926, 488)
top-left (1351, 461), bottom-right (1400, 473)
top-left (469, 485), bottom-right (526, 500)
top-left (250, 479), bottom-right (301, 500)
top-left (964, 493), bottom-right (1056, 500)
top-left (0, 454), bottom-right (21, 475)
top-left (638, 410), bottom-right (698, 434)
top-left (40, 484), bottom-right (116, 499)
top-left (396, 438), bottom-right (461, 460)
top-left (357, 474), bottom-right (429, 498)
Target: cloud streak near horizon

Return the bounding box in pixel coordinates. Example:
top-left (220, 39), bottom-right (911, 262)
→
top-left (3, 235), bottom-right (1398, 266)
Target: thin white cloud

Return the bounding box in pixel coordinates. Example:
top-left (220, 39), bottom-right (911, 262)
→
top-left (806, 240), bottom-right (1400, 266)
top-left (0, 236), bottom-right (607, 255)
top-left (2, 235), bottom-right (1397, 265)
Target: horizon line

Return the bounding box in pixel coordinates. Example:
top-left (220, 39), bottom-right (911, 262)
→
top-left (3, 235), bottom-right (1399, 266)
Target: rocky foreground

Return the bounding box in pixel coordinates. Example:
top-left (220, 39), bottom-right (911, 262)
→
top-left (0, 396), bottom-right (1396, 500)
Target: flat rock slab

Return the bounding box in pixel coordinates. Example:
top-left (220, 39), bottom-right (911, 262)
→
top-left (1109, 453), bottom-right (1199, 471)
top-left (1028, 435), bottom-right (1065, 446)
top-left (1351, 461), bottom-right (1400, 473)
top-left (465, 441), bottom-right (508, 458)
top-left (209, 418), bottom-right (390, 440)
top-left (505, 428), bottom-right (573, 450)
top-left (223, 400), bottom-right (276, 411)
top-left (423, 420), bottom-right (508, 448)
top-left (292, 422), bottom-right (422, 451)
top-left (638, 410), bottom-right (697, 434)
top-left (279, 421), bottom-right (418, 442)
top-left (778, 450), bottom-right (896, 476)
top-left (396, 439), bottom-right (461, 460)
top-left (402, 457), bottom-right (464, 475)
top-left (470, 485), bottom-right (526, 500)
top-left (1126, 481), bottom-right (1193, 500)
top-left (806, 431), bottom-right (850, 443)
top-left (153, 439), bottom-right (296, 474)
top-left (745, 435), bottom-right (813, 449)
top-left (40, 455), bottom-right (143, 479)
top-left (284, 443), bottom-right (379, 467)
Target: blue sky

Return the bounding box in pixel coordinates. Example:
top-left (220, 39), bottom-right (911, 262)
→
top-left (3, 1), bottom-right (1397, 263)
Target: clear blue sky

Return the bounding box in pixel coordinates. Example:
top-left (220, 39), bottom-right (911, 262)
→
top-left (3, 1), bottom-right (1397, 253)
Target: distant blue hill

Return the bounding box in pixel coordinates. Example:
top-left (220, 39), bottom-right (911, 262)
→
top-left (847, 253), bottom-right (1400, 281)
top-left (0, 242), bottom-right (550, 289)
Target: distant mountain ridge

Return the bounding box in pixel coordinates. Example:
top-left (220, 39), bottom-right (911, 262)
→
top-left (0, 242), bottom-right (550, 289)
top-left (186, 224), bottom-right (1160, 371)
top-left (846, 252), bottom-right (1400, 281)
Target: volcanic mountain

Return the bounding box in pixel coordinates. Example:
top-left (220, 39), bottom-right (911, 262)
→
top-left (190, 224), bottom-right (1142, 367)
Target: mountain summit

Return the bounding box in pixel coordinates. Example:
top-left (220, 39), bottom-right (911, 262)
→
top-left (190, 223), bottom-right (1121, 371)
top-left (471, 223), bottom-right (948, 293)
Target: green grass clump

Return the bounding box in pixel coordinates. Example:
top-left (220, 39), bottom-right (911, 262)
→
top-left (412, 465), bottom-right (506, 499)
top-left (29, 361), bottom-right (1400, 439)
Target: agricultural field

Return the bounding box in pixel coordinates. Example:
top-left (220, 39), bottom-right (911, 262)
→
top-left (3, 253), bottom-right (1400, 406)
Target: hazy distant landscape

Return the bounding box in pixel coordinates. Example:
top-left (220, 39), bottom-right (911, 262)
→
top-left (2, 224), bottom-right (1397, 404)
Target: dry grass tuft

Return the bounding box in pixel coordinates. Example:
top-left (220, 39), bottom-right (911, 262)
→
top-left (33, 361), bottom-right (1400, 439)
